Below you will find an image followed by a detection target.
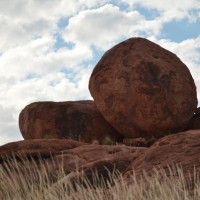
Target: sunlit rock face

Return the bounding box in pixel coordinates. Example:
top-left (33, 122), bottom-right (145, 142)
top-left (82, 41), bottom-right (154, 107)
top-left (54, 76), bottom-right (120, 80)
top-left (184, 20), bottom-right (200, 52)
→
top-left (89, 37), bottom-right (197, 138)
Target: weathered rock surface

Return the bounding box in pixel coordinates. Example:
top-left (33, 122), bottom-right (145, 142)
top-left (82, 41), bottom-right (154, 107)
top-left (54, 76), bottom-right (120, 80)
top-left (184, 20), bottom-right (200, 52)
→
top-left (89, 37), bottom-right (197, 138)
top-left (0, 139), bottom-right (146, 183)
top-left (123, 130), bottom-right (200, 183)
top-left (19, 100), bottom-right (123, 144)
top-left (0, 139), bottom-right (85, 161)
top-left (1, 130), bottom-right (200, 190)
top-left (52, 144), bottom-right (146, 187)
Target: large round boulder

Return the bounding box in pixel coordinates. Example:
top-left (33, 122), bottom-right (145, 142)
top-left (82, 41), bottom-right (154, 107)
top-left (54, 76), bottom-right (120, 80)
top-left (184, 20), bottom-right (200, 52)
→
top-left (19, 100), bottom-right (123, 144)
top-left (89, 37), bottom-right (197, 138)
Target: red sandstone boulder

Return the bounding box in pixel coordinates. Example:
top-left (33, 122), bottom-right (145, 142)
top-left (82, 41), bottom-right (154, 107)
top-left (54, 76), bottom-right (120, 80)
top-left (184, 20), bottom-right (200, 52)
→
top-left (89, 37), bottom-right (197, 138)
top-left (19, 100), bottom-right (123, 144)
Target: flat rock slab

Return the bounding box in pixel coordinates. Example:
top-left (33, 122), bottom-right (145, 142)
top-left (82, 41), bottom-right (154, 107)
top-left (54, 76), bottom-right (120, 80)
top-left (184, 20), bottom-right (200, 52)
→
top-left (0, 139), bottom-right (85, 160)
top-left (89, 37), bottom-right (197, 138)
top-left (54, 144), bottom-right (146, 174)
top-left (0, 139), bottom-right (146, 182)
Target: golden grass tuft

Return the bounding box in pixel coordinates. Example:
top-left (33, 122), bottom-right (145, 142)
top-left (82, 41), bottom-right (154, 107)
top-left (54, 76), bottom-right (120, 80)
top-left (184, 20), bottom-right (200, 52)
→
top-left (0, 155), bottom-right (200, 200)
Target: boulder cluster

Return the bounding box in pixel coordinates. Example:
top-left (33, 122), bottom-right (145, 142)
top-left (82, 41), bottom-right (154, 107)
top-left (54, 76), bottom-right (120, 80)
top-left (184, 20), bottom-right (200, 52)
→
top-left (1, 37), bottom-right (200, 189)
top-left (19, 37), bottom-right (198, 143)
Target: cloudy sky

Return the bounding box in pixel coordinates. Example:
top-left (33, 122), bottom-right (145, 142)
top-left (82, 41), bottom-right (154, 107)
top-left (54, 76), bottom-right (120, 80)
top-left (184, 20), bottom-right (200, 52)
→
top-left (0, 0), bottom-right (200, 145)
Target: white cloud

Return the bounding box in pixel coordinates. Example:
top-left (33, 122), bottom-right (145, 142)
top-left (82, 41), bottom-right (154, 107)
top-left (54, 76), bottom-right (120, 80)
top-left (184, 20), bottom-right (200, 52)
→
top-left (62, 4), bottom-right (145, 50)
top-left (0, 0), bottom-right (110, 52)
top-left (0, 104), bottom-right (23, 145)
top-left (0, 36), bottom-right (92, 79)
top-left (3, 71), bottom-right (91, 106)
top-left (121, 0), bottom-right (200, 22)
top-left (0, 0), bottom-right (107, 145)
top-left (0, 67), bottom-right (92, 145)
top-left (63, 1), bottom-right (200, 50)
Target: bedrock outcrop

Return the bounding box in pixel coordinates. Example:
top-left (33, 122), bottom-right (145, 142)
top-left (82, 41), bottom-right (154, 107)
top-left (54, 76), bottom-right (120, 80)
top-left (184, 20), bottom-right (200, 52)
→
top-left (123, 130), bottom-right (200, 184)
top-left (89, 37), bottom-right (197, 138)
top-left (1, 130), bottom-right (200, 189)
top-left (0, 139), bottom-right (146, 183)
top-left (19, 100), bottom-right (123, 144)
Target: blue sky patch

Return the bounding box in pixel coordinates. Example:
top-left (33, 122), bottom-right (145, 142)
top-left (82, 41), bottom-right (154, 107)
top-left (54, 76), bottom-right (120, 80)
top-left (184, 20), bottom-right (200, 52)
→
top-left (161, 18), bottom-right (200, 42)
top-left (53, 33), bottom-right (75, 50)
top-left (25, 73), bottom-right (41, 80)
top-left (81, 45), bottom-right (104, 68)
top-left (58, 17), bottom-right (69, 29)
top-left (59, 68), bottom-right (78, 83)
top-left (134, 4), bottom-right (160, 20)
top-left (113, 0), bottom-right (130, 11)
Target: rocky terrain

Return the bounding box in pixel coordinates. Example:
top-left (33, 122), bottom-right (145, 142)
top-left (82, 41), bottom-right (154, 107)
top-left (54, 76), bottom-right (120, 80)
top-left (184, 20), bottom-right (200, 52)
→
top-left (0, 37), bottom-right (199, 190)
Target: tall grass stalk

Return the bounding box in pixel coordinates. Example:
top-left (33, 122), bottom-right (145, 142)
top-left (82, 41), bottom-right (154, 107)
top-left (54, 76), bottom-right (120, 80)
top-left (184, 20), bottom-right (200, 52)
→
top-left (0, 155), bottom-right (200, 200)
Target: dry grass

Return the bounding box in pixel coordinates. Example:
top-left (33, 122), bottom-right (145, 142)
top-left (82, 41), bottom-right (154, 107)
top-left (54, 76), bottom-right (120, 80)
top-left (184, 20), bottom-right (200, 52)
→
top-left (0, 155), bottom-right (200, 200)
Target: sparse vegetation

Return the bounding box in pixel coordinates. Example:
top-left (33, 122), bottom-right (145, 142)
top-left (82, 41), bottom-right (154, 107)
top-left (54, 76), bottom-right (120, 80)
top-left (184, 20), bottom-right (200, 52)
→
top-left (0, 155), bottom-right (200, 200)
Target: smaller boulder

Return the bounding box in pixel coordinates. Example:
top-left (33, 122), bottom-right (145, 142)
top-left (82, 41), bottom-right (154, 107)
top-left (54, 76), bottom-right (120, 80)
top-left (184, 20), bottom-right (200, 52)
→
top-left (19, 100), bottom-right (123, 144)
